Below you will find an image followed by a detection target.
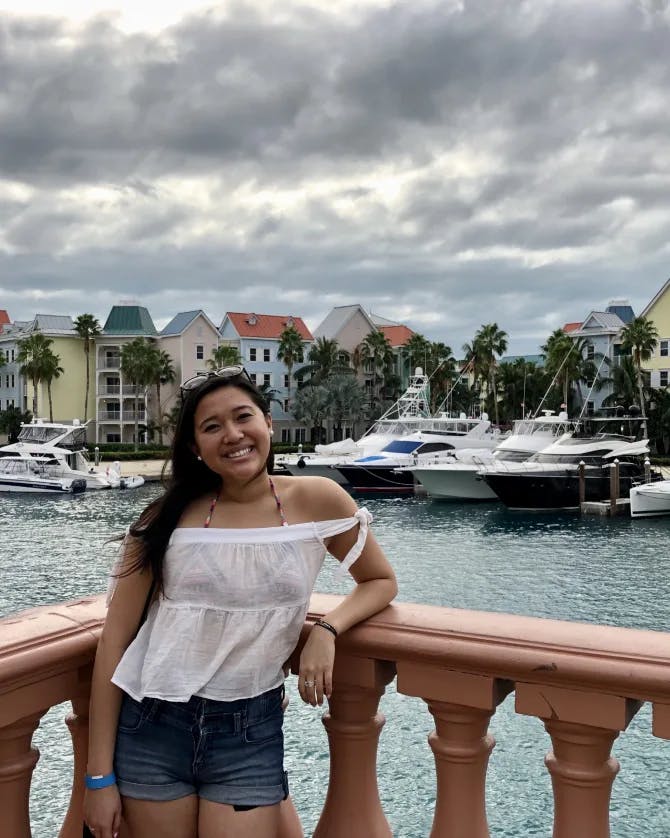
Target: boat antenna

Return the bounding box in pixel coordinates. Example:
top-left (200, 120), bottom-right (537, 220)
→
top-left (433, 358), bottom-right (473, 416)
top-left (577, 353), bottom-right (609, 420)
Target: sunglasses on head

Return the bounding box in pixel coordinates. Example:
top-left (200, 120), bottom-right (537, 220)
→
top-left (180, 365), bottom-right (253, 394)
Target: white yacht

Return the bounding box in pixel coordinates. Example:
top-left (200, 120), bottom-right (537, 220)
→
top-left (276, 368), bottom-right (500, 485)
top-left (630, 479), bottom-right (670, 518)
top-left (0, 419), bottom-right (145, 490)
top-left (0, 453), bottom-right (87, 494)
top-left (403, 411), bottom-right (575, 501)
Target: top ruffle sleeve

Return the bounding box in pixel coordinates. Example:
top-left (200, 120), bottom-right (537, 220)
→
top-left (315, 507), bottom-right (373, 578)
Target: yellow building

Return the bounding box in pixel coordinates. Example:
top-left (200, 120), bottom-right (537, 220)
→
top-left (18, 315), bottom-right (95, 425)
top-left (640, 279), bottom-right (670, 389)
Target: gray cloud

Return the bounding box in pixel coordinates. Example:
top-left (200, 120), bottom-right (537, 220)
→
top-left (1, 0), bottom-right (670, 353)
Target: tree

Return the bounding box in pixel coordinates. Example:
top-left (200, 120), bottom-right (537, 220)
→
top-left (42, 351), bottom-right (64, 422)
top-left (73, 313), bottom-right (101, 422)
top-left (360, 331), bottom-right (394, 410)
top-left (277, 325), bottom-right (305, 408)
top-left (208, 345), bottom-right (242, 369)
top-left (324, 374), bottom-right (368, 440)
top-left (601, 355), bottom-right (640, 411)
top-left (403, 333), bottom-right (432, 377)
top-left (620, 315), bottom-right (659, 436)
top-left (469, 323), bottom-right (508, 425)
top-left (17, 332), bottom-right (55, 417)
top-left (0, 406), bottom-right (32, 442)
top-left (257, 381), bottom-right (282, 409)
top-left (152, 349), bottom-right (176, 446)
top-left (541, 330), bottom-right (605, 416)
top-left (497, 359), bottom-right (550, 423)
top-left (291, 384), bottom-right (330, 443)
top-left (121, 337), bottom-right (156, 451)
top-left (294, 337), bottom-right (350, 387)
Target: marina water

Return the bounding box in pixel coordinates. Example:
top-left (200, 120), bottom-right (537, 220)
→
top-left (3, 486), bottom-right (670, 837)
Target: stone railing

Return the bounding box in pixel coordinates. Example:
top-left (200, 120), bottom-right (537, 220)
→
top-left (2, 593), bottom-right (670, 837)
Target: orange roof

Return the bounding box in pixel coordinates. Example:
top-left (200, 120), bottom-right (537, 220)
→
top-left (0, 310), bottom-right (9, 333)
top-left (563, 321), bottom-right (582, 333)
top-left (379, 324), bottom-right (414, 347)
top-left (226, 312), bottom-right (313, 340)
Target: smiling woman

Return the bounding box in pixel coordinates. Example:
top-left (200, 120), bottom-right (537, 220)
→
top-left (83, 369), bottom-right (397, 838)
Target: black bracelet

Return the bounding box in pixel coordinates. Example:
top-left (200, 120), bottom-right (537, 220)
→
top-left (314, 618), bottom-right (338, 638)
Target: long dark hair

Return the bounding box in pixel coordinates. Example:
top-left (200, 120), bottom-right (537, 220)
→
top-left (123, 374), bottom-right (274, 592)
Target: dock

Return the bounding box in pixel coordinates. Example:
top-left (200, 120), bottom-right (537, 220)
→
top-left (581, 498), bottom-right (630, 516)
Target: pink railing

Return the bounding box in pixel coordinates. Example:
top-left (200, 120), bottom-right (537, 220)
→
top-left (2, 593), bottom-right (670, 837)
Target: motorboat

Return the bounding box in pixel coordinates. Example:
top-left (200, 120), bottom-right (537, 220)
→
top-left (630, 479), bottom-right (670, 518)
top-left (332, 422), bottom-right (501, 493)
top-left (0, 419), bottom-right (145, 490)
top-left (0, 453), bottom-right (87, 493)
top-left (480, 414), bottom-right (653, 510)
top-left (276, 368), bottom-right (501, 484)
top-left (403, 411), bottom-right (576, 502)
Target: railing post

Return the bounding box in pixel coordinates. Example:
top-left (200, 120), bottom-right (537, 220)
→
top-left (0, 712), bottom-right (46, 838)
top-left (397, 664), bottom-right (512, 838)
top-left (313, 655), bottom-right (395, 838)
top-left (516, 683), bottom-right (641, 838)
top-left (59, 686), bottom-right (91, 838)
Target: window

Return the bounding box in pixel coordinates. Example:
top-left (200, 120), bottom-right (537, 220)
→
top-left (283, 399), bottom-right (290, 412)
top-left (586, 344), bottom-right (594, 360)
top-left (249, 373), bottom-right (257, 384)
top-left (249, 348), bottom-right (257, 362)
top-left (4, 375), bottom-right (7, 388)
top-left (661, 341), bottom-right (669, 357)
top-left (106, 433), bottom-right (121, 443)
top-left (294, 428), bottom-right (306, 443)
top-left (587, 401), bottom-right (595, 416)
top-left (263, 348), bottom-right (271, 362)
top-left (10, 374), bottom-right (14, 387)
top-left (284, 374), bottom-right (290, 388)
top-left (263, 374), bottom-right (271, 386)
top-left (10, 349), bottom-right (14, 362)
top-left (196, 344), bottom-right (204, 360)
top-left (281, 428), bottom-right (290, 443)
top-left (4, 350), bottom-right (8, 362)
top-left (661, 371), bottom-right (669, 388)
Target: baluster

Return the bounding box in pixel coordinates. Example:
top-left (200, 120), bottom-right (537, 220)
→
top-left (59, 688), bottom-right (91, 838)
top-left (516, 683), bottom-right (641, 838)
top-left (0, 712), bottom-right (46, 838)
top-left (313, 655), bottom-right (395, 838)
top-left (397, 664), bottom-right (511, 838)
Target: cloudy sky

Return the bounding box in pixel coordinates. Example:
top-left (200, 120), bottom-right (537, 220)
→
top-left (2, 0), bottom-right (669, 354)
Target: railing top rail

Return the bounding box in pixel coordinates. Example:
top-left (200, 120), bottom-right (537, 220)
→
top-left (3, 593), bottom-right (670, 704)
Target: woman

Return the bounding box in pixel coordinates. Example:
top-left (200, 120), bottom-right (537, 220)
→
top-left (84, 366), bottom-right (397, 838)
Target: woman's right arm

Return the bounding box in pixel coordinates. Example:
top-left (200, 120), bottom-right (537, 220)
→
top-left (84, 544), bottom-right (154, 838)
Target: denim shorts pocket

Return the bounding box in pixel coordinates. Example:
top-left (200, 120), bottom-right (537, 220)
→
top-left (118, 696), bottom-right (153, 734)
top-left (243, 707), bottom-right (283, 745)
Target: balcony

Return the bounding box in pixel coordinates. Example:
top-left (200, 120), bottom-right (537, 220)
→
top-left (97, 386), bottom-right (137, 396)
top-left (97, 358), bottom-right (121, 371)
top-left (2, 593), bottom-right (670, 837)
top-left (97, 411), bottom-right (146, 423)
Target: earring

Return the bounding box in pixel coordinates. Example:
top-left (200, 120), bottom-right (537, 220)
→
top-left (269, 429), bottom-right (274, 437)
top-left (196, 455), bottom-right (202, 461)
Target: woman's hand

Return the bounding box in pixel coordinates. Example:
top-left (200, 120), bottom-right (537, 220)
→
top-left (83, 785), bottom-right (122, 838)
top-left (298, 625), bottom-right (336, 706)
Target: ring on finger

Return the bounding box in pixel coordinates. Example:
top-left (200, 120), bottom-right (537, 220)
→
top-left (304, 680), bottom-right (315, 687)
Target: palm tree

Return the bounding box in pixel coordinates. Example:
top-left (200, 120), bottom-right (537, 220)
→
top-left (426, 342), bottom-right (457, 413)
top-left (257, 381), bottom-right (282, 410)
top-left (620, 316), bottom-right (659, 436)
top-left (291, 384), bottom-right (330, 443)
top-left (73, 313), bottom-right (101, 422)
top-left (121, 338), bottom-right (156, 451)
top-left (324, 374), bottom-right (368, 440)
top-left (541, 330), bottom-right (604, 415)
top-left (0, 405), bottom-right (31, 442)
top-left (208, 345), bottom-right (242, 369)
top-left (601, 355), bottom-right (640, 411)
top-left (360, 331), bottom-right (394, 410)
top-left (42, 351), bottom-right (64, 422)
top-left (295, 337), bottom-right (350, 387)
top-left (277, 326), bottom-right (305, 408)
top-left (403, 333), bottom-right (433, 376)
top-left (470, 324), bottom-right (508, 425)
top-left (152, 349), bottom-right (176, 446)
top-left (17, 332), bottom-right (54, 417)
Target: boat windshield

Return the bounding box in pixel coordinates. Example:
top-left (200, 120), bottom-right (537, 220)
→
top-left (531, 451), bottom-right (623, 465)
top-left (381, 440), bottom-right (424, 454)
top-left (17, 427), bottom-right (63, 443)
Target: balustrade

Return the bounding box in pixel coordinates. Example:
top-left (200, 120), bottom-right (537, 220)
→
top-left (1, 594), bottom-right (670, 837)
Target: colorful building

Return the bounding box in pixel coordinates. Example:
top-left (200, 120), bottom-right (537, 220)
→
top-left (640, 278), bottom-right (670, 389)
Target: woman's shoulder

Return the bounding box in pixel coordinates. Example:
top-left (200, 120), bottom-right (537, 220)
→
top-left (273, 474), bottom-right (358, 522)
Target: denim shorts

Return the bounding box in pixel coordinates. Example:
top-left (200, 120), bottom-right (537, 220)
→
top-left (114, 685), bottom-right (288, 808)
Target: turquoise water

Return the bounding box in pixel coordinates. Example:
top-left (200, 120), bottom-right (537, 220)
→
top-left (2, 486), bottom-right (670, 837)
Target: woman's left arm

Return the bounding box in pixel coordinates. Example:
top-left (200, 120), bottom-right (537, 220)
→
top-left (297, 480), bottom-right (397, 706)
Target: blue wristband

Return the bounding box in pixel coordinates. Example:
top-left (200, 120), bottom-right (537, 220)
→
top-left (85, 771), bottom-right (116, 790)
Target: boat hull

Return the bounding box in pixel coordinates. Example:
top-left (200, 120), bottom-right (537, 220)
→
top-left (630, 481), bottom-right (670, 518)
top-left (333, 465), bottom-right (416, 493)
top-left (483, 467), bottom-right (643, 510)
top-left (0, 477), bottom-right (87, 493)
top-left (279, 458), bottom-right (349, 484)
top-left (412, 467), bottom-right (498, 501)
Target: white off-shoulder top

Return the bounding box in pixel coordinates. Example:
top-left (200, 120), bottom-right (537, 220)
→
top-left (111, 507), bottom-right (372, 703)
